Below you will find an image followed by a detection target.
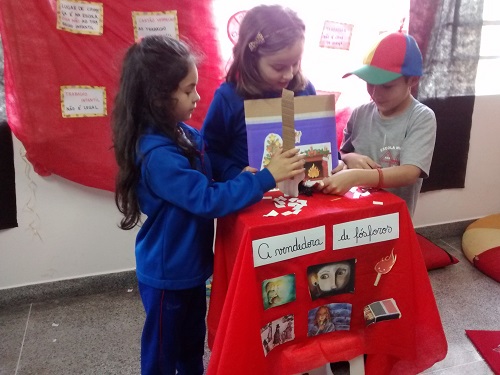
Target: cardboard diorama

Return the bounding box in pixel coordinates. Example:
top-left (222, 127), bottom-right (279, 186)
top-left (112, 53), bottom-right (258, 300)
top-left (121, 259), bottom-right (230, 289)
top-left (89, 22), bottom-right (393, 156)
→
top-left (244, 92), bottom-right (338, 195)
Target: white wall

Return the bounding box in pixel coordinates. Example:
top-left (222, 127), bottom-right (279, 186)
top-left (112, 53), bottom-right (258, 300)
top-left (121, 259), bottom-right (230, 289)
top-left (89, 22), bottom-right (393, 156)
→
top-left (1, 95), bottom-right (500, 289)
top-left (0, 148), bottom-right (138, 289)
top-left (413, 94), bottom-right (500, 227)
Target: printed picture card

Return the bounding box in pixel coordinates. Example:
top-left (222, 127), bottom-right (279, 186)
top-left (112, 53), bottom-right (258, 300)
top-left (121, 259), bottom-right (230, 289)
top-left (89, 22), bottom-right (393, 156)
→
top-left (307, 303), bottom-right (352, 337)
top-left (307, 258), bottom-right (356, 300)
top-left (261, 314), bottom-right (295, 356)
top-left (364, 298), bottom-right (401, 326)
top-left (261, 274), bottom-right (296, 310)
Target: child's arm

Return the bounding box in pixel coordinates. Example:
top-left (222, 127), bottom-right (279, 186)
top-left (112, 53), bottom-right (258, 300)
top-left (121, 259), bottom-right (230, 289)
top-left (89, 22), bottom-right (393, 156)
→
top-left (202, 85), bottom-right (247, 181)
top-left (340, 151), bottom-right (380, 170)
top-left (317, 164), bottom-right (421, 195)
top-left (143, 145), bottom-right (303, 218)
top-left (242, 166), bottom-right (258, 174)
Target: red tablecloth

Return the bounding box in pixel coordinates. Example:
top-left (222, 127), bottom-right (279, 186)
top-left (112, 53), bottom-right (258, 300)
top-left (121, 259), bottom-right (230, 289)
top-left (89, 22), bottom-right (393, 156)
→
top-left (207, 190), bottom-right (447, 375)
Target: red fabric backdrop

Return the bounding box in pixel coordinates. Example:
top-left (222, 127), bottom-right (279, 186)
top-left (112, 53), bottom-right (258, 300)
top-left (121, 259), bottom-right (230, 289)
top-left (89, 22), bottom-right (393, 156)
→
top-left (0, 1), bottom-right (222, 191)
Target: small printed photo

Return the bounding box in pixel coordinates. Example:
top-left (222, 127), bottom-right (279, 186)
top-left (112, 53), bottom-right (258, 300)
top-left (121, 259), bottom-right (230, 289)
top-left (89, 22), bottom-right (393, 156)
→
top-left (307, 259), bottom-right (356, 300)
top-left (364, 298), bottom-right (402, 326)
top-left (261, 314), bottom-right (295, 356)
top-left (261, 274), bottom-right (296, 310)
top-left (307, 303), bottom-right (352, 337)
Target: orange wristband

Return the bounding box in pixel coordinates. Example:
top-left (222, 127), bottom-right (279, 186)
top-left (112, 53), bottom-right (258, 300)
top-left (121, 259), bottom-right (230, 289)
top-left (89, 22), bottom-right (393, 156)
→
top-left (376, 167), bottom-right (384, 189)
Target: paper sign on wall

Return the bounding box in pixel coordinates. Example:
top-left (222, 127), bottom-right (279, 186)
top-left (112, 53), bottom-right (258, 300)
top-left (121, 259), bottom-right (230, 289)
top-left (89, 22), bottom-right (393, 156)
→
top-left (132, 11), bottom-right (179, 40)
top-left (61, 86), bottom-right (107, 118)
top-left (253, 226), bottom-right (325, 267)
top-left (319, 21), bottom-right (353, 50)
top-left (333, 213), bottom-right (399, 250)
top-left (57, 0), bottom-right (103, 36)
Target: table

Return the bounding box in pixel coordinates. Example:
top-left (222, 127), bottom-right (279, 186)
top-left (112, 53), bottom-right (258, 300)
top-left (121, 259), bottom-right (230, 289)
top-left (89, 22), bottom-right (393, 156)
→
top-left (207, 190), bottom-right (447, 375)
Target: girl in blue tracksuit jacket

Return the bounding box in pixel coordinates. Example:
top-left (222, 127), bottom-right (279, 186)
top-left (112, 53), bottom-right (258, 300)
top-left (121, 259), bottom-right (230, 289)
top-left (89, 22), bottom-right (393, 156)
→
top-left (201, 4), bottom-right (316, 182)
top-left (111, 35), bottom-right (304, 375)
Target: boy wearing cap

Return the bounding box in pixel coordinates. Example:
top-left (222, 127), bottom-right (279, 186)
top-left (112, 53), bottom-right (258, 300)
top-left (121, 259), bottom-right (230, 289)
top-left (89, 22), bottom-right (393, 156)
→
top-left (319, 31), bottom-right (436, 217)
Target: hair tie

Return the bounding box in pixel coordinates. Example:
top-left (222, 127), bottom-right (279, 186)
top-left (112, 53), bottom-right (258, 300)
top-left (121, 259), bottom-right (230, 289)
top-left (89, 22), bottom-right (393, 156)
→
top-left (248, 32), bottom-right (265, 52)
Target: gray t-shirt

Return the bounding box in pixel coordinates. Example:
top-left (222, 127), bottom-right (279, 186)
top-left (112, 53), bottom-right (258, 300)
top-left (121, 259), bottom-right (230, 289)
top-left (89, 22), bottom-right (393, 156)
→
top-left (340, 97), bottom-right (436, 216)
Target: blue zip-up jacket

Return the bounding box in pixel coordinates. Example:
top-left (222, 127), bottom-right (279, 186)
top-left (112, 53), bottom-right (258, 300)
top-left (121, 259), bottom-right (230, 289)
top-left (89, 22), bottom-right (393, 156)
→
top-left (135, 123), bottom-right (276, 290)
top-left (202, 81), bottom-right (316, 182)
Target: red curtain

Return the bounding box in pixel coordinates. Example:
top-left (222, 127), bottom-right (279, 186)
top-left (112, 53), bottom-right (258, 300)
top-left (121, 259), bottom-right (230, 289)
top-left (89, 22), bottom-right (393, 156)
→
top-left (0, 1), bottom-right (222, 191)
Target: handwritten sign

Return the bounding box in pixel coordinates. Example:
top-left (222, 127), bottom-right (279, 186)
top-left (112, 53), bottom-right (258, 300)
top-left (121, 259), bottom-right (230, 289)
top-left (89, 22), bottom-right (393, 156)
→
top-left (333, 213), bottom-right (399, 250)
top-left (132, 11), bottom-right (179, 40)
top-left (319, 21), bottom-right (353, 50)
top-left (61, 86), bottom-right (107, 118)
top-left (57, 0), bottom-right (103, 35)
top-left (253, 226), bottom-right (325, 267)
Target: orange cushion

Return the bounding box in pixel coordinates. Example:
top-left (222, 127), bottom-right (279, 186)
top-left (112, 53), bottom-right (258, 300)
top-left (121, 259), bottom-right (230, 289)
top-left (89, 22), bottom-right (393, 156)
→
top-left (462, 214), bottom-right (500, 282)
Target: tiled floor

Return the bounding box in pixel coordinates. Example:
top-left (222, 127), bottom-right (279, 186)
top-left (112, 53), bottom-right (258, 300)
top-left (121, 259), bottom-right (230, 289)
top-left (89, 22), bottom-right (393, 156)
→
top-left (1, 236), bottom-right (499, 375)
top-left (420, 236), bottom-right (499, 375)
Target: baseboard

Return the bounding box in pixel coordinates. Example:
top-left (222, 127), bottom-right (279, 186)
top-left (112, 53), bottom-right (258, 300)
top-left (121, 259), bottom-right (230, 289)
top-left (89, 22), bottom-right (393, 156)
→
top-left (0, 270), bottom-right (138, 307)
top-left (415, 219), bottom-right (475, 240)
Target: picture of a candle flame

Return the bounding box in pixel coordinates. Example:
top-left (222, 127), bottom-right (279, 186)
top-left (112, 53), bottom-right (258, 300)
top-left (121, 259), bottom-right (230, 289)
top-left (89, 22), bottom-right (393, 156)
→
top-left (374, 249), bottom-right (397, 286)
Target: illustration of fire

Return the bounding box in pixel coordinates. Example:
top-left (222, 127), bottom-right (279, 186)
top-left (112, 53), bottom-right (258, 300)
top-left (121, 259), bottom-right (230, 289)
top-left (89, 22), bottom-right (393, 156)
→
top-left (307, 164), bottom-right (320, 179)
top-left (374, 249), bottom-right (397, 286)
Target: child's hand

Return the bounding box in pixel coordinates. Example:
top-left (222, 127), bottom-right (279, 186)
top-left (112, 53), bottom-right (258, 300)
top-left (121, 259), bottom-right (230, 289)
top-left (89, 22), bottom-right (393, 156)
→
top-left (331, 160), bottom-right (346, 174)
top-left (342, 153), bottom-right (380, 170)
top-left (266, 148), bottom-right (305, 183)
top-left (242, 166), bottom-right (258, 174)
top-left (317, 169), bottom-right (360, 195)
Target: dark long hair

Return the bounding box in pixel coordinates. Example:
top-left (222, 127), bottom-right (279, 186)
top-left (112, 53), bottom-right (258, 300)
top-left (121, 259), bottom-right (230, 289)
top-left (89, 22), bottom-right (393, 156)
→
top-left (112, 35), bottom-right (198, 230)
top-left (227, 4), bottom-right (308, 98)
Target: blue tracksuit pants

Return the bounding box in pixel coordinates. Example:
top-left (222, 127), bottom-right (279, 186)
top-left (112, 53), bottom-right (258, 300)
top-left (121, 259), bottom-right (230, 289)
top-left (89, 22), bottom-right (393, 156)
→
top-left (138, 282), bottom-right (207, 375)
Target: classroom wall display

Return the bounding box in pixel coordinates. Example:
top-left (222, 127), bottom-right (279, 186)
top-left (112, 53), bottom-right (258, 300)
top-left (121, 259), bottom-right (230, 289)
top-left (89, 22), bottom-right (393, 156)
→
top-left (57, 0), bottom-right (104, 36)
top-left (60, 86), bottom-right (107, 118)
top-left (319, 21), bottom-right (353, 50)
top-left (132, 11), bottom-right (179, 40)
top-left (0, 0), bottom-right (223, 191)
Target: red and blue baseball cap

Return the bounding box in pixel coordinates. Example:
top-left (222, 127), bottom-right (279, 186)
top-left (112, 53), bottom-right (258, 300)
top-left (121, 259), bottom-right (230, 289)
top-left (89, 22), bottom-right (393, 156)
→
top-left (343, 31), bottom-right (423, 85)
